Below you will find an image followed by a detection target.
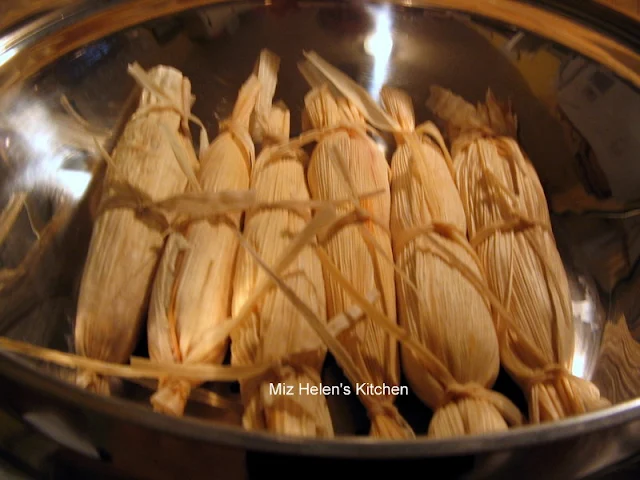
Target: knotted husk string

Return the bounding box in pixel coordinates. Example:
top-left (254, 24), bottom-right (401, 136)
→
top-left (235, 209), bottom-right (415, 434)
top-left (316, 147), bottom-right (510, 435)
top-left (231, 155), bottom-right (390, 437)
top-left (230, 48), bottom-right (337, 438)
top-left (73, 64), bottom-right (196, 395)
top-left (312, 230), bottom-right (525, 432)
top-left (145, 69), bottom-right (262, 417)
top-left (127, 62), bottom-right (210, 159)
top-left (300, 80), bottom-right (415, 439)
top-left (296, 55), bottom-right (524, 434)
top-left (96, 176), bottom-right (388, 235)
top-left (466, 130), bottom-right (610, 423)
top-left (0, 304), bottom-right (365, 387)
top-left (427, 86), bottom-right (611, 423)
top-left (1, 193), bottom-right (350, 421)
top-left (381, 85), bottom-right (521, 437)
top-left (297, 59), bottom-right (519, 435)
top-left (94, 127), bottom-right (384, 236)
top-left (124, 375), bottom-right (241, 413)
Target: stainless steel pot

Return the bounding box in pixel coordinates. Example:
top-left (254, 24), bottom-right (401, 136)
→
top-left (0, 1), bottom-right (639, 478)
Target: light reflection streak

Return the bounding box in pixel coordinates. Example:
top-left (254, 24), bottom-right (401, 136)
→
top-left (3, 98), bottom-right (92, 200)
top-left (0, 35), bottom-right (18, 68)
top-left (571, 296), bottom-right (596, 379)
top-left (571, 350), bottom-right (587, 378)
top-left (364, 4), bottom-right (394, 102)
top-left (56, 169), bottom-right (92, 199)
top-left (0, 47), bottom-right (17, 69)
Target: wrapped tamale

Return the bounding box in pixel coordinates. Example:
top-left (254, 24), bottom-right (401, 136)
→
top-left (146, 68), bottom-right (260, 416)
top-left (74, 65), bottom-right (193, 394)
top-left (382, 86), bottom-right (522, 437)
top-left (303, 83), bottom-right (413, 439)
top-left (230, 50), bottom-right (334, 437)
top-left (427, 86), bottom-right (611, 423)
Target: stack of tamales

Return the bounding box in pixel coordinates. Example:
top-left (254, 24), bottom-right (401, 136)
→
top-left (61, 49), bottom-right (614, 439)
top-left (427, 86), bottom-right (610, 423)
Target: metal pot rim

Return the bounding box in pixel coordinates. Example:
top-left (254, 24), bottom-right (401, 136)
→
top-left (3, 351), bottom-right (640, 458)
top-left (1, 0), bottom-right (639, 458)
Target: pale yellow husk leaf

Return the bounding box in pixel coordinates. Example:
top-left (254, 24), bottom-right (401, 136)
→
top-left (382, 86), bottom-right (520, 437)
top-left (298, 53), bottom-right (524, 435)
top-left (74, 64), bottom-right (193, 395)
top-left (231, 49), bottom-right (334, 438)
top-left (303, 84), bottom-right (413, 439)
top-left (0, 335), bottom-right (274, 382)
top-left (428, 86), bottom-right (611, 423)
top-left (146, 68), bottom-right (260, 417)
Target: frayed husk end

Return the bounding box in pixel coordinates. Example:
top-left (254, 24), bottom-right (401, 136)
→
top-left (428, 398), bottom-right (509, 438)
top-left (75, 63), bottom-right (194, 384)
top-left (369, 403), bottom-right (415, 439)
top-left (483, 89), bottom-right (517, 138)
top-left (151, 377), bottom-right (192, 416)
top-left (380, 85), bottom-right (415, 135)
top-left (427, 86), bottom-right (517, 140)
top-left (299, 51), bottom-right (399, 131)
top-left (303, 85), bottom-right (343, 131)
top-left (527, 374), bottom-right (611, 424)
top-left (427, 86), bottom-right (485, 139)
top-left (249, 369), bottom-right (334, 438)
top-left (76, 370), bottom-right (111, 395)
top-left (250, 49), bottom-right (281, 143)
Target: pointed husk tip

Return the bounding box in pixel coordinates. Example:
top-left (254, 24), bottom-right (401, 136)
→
top-left (151, 378), bottom-right (192, 416)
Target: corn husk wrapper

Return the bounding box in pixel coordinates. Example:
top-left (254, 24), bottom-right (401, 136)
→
top-left (74, 65), bottom-right (193, 395)
top-left (1, 207), bottom-right (342, 390)
top-left (382, 86), bottom-right (522, 437)
top-left (230, 50), bottom-right (334, 437)
top-left (428, 86), bottom-right (611, 423)
top-left (145, 69), bottom-right (260, 416)
top-left (296, 52), bottom-right (523, 436)
top-left (303, 83), bottom-right (413, 439)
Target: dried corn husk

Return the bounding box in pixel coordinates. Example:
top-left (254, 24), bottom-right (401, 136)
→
top-left (230, 50), bottom-right (334, 437)
top-left (382, 86), bottom-right (521, 437)
top-left (303, 82), bottom-right (413, 439)
top-left (146, 68), bottom-right (260, 416)
top-left (0, 334), bottom-right (273, 382)
top-left (428, 86), bottom-right (611, 423)
top-left (297, 52), bottom-right (523, 437)
top-left (2, 204), bottom-right (340, 391)
top-left (74, 65), bottom-right (193, 395)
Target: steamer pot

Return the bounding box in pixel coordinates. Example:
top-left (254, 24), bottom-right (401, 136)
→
top-left (0, 1), bottom-right (639, 478)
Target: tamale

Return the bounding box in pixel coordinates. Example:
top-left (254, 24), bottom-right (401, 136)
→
top-left (382, 86), bottom-right (521, 437)
top-left (303, 83), bottom-right (413, 439)
top-left (74, 65), bottom-right (193, 395)
top-left (230, 50), bottom-right (334, 437)
top-left (146, 68), bottom-right (260, 416)
top-left (427, 86), bottom-right (611, 423)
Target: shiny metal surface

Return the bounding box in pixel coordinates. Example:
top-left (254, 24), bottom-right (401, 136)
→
top-left (0, 0), bottom-right (639, 478)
